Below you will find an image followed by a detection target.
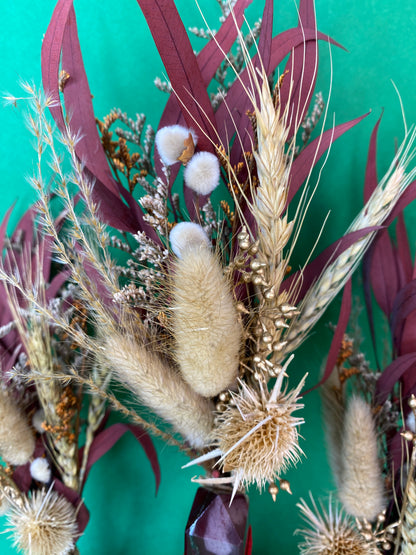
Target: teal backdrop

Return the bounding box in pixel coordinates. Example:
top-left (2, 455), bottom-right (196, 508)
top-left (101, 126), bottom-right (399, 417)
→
top-left (1, 1), bottom-right (416, 553)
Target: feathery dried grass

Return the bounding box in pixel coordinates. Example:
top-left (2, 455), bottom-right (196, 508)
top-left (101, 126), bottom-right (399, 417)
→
top-left (172, 244), bottom-right (241, 397)
top-left (6, 487), bottom-right (78, 555)
top-left (338, 396), bottom-right (385, 521)
top-left (0, 388), bottom-right (34, 466)
top-left (100, 329), bottom-right (214, 448)
top-left (321, 370), bottom-right (345, 489)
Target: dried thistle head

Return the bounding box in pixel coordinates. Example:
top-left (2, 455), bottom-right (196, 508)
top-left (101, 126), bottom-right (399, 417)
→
top-left (297, 497), bottom-right (376, 554)
top-left (6, 487), bottom-right (78, 555)
top-left (215, 362), bottom-right (305, 492)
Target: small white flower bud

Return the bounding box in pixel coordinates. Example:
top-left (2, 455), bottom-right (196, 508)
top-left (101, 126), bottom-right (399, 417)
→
top-left (406, 410), bottom-right (415, 432)
top-left (155, 125), bottom-right (197, 166)
top-left (169, 222), bottom-right (210, 259)
top-left (30, 457), bottom-right (51, 483)
top-left (183, 151), bottom-right (220, 195)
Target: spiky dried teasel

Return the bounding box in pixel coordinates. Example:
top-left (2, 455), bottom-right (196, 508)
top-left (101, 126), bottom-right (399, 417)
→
top-left (170, 224), bottom-right (242, 398)
top-left (6, 486), bottom-right (78, 555)
top-left (338, 396), bottom-right (385, 522)
top-left (296, 496), bottom-right (377, 554)
top-left (0, 387), bottom-right (35, 466)
top-left (184, 356), bottom-right (306, 495)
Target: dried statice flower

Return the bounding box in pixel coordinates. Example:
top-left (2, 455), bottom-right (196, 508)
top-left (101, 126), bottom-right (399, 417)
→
top-left (297, 497), bottom-right (375, 554)
top-left (339, 396), bottom-right (385, 521)
top-left (170, 224), bottom-right (241, 397)
top-left (6, 487), bottom-right (78, 555)
top-left (0, 388), bottom-right (35, 466)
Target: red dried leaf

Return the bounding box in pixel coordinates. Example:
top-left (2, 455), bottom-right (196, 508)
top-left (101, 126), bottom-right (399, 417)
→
top-left (283, 227), bottom-right (380, 302)
top-left (390, 279), bottom-right (416, 354)
top-left (368, 230), bottom-right (400, 316)
top-left (363, 113), bottom-right (383, 203)
top-left (317, 279), bottom-right (352, 389)
top-left (287, 113), bottom-right (369, 206)
top-left (280, 0), bottom-right (318, 139)
top-left (376, 352), bottom-right (416, 404)
top-left (53, 479), bottom-right (90, 534)
top-left (257, 0), bottom-right (274, 74)
top-left (396, 212), bottom-right (413, 283)
top-left (84, 422), bottom-right (160, 494)
top-left (137, 0), bottom-right (216, 153)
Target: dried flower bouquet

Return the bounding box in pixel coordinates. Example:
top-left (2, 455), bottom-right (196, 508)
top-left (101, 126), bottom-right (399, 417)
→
top-left (1, 0), bottom-right (416, 553)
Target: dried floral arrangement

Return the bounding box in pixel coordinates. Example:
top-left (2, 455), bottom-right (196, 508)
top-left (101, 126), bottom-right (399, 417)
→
top-left (1, 0), bottom-right (416, 553)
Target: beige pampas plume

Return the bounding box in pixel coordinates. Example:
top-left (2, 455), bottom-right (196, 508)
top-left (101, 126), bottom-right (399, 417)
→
top-left (0, 388), bottom-right (35, 466)
top-left (101, 329), bottom-right (214, 448)
top-left (170, 224), bottom-right (242, 398)
top-left (339, 395), bottom-right (385, 521)
top-left (6, 486), bottom-right (78, 555)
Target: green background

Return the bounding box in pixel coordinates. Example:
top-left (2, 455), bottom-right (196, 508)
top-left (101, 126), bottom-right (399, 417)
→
top-left (1, 0), bottom-right (416, 553)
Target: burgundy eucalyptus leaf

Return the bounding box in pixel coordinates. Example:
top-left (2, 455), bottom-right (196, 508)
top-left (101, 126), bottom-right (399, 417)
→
top-left (368, 230), bottom-right (400, 317)
top-left (219, 28), bottom-right (343, 167)
top-left (280, 0), bottom-right (318, 139)
top-left (12, 464), bottom-right (32, 493)
top-left (376, 352), bottom-right (416, 404)
top-left (362, 254), bottom-right (380, 369)
top-left (136, 0), bottom-right (217, 153)
top-left (42, 1), bottom-right (149, 233)
top-left (45, 270), bottom-right (71, 302)
top-left (257, 0), bottom-right (274, 74)
top-left (390, 279), bottom-right (416, 354)
top-left (363, 112), bottom-right (383, 203)
top-left (53, 479), bottom-right (90, 534)
top-left (396, 212), bottom-right (413, 283)
top-left (287, 113), bottom-right (369, 206)
top-left (317, 279), bottom-right (352, 390)
top-left (282, 226), bottom-right (380, 302)
top-left (84, 422), bottom-right (160, 493)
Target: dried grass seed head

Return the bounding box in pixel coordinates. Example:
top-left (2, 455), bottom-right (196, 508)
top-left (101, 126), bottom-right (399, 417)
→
top-left (297, 496), bottom-right (375, 554)
top-left (169, 222), bottom-right (211, 258)
top-left (215, 370), bottom-right (306, 491)
top-left (183, 151), bottom-right (220, 195)
top-left (7, 487), bottom-right (78, 555)
top-left (171, 240), bottom-right (242, 398)
top-left (155, 124), bottom-right (197, 166)
top-left (339, 395), bottom-right (385, 521)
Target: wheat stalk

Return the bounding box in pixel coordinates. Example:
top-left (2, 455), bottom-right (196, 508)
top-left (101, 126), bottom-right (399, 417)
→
top-left (285, 129), bottom-right (416, 354)
top-left (401, 473), bottom-right (416, 554)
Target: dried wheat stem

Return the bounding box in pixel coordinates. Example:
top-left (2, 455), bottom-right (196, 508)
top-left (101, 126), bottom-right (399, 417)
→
top-left (285, 134), bottom-right (416, 354)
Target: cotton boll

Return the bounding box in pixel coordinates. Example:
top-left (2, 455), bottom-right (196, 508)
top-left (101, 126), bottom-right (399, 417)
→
top-left (30, 457), bottom-right (51, 484)
top-left (32, 409), bottom-right (46, 434)
top-left (155, 125), bottom-right (197, 166)
top-left (169, 222), bottom-right (210, 258)
top-left (183, 151), bottom-right (220, 195)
